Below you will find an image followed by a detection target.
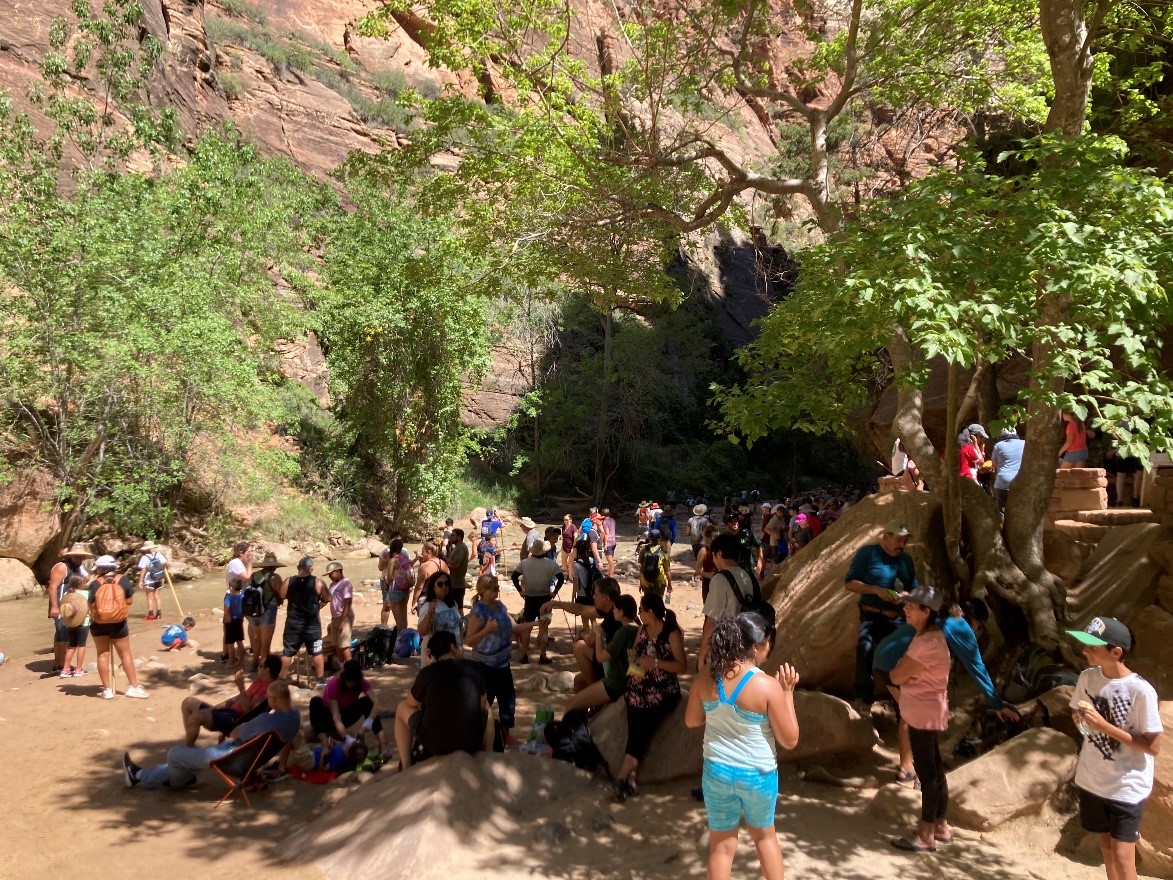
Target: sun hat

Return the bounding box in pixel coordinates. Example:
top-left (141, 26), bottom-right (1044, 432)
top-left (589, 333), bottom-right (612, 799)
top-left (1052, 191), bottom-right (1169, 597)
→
top-left (998, 426), bottom-right (1019, 439)
top-left (259, 552), bottom-right (282, 569)
top-left (519, 516), bottom-right (537, 529)
top-left (62, 543), bottom-right (91, 559)
top-left (59, 592), bottom-right (89, 624)
top-left (94, 555), bottom-right (117, 571)
top-left (325, 561), bottom-right (344, 575)
top-left (693, 504), bottom-right (708, 516)
top-left (530, 539), bottom-right (548, 557)
top-left (141, 540), bottom-right (157, 552)
top-left (883, 519), bottom-right (911, 537)
top-left (1067, 617), bottom-right (1132, 651)
top-left (904, 586), bottom-right (943, 612)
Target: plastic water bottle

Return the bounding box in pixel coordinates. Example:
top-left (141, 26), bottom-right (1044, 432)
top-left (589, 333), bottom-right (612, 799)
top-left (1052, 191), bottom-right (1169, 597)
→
top-left (1077, 718), bottom-right (1092, 737)
top-left (665, 592), bottom-right (671, 605)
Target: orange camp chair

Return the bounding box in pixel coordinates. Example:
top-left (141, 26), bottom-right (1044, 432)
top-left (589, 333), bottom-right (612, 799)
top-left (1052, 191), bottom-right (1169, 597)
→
top-left (208, 731), bottom-right (286, 807)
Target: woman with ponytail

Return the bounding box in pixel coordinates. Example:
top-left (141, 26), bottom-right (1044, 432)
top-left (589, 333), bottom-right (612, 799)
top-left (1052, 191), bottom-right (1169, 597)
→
top-left (685, 612), bottom-right (800, 880)
top-left (614, 593), bottom-right (688, 801)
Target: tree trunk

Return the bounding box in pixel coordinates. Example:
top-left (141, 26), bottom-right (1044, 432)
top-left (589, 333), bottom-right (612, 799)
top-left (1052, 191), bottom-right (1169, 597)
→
top-left (1038, 0), bottom-right (1098, 136)
top-left (592, 303), bottom-right (614, 505)
top-left (942, 362), bottom-right (970, 591)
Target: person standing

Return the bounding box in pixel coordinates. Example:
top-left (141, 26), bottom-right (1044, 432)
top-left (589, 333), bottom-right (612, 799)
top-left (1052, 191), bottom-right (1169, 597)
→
top-left (88, 555), bottom-right (149, 700)
top-left (601, 508), bottom-right (618, 578)
top-left (844, 519), bottom-right (918, 710)
top-left (379, 537), bottom-right (413, 631)
top-left (446, 528), bottom-right (471, 611)
top-left (136, 541), bottom-right (169, 621)
top-left (723, 513), bottom-right (761, 577)
top-left (1058, 411), bottom-right (1090, 469)
top-left (465, 575), bottom-right (516, 744)
top-left (412, 540), bottom-right (450, 611)
top-left (48, 544), bottom-right (90, 673)
top-left (511, 539), bottom-right (565, 665)
top-left (1067, 617), bottom-right (1163, 880)
top-left (244, 552), bottom-right (283, 670)
top-left (560, 514), bottom-right (577, 578)
top-left (888, 587), bottom-right (952, 853)
top-left (992, 426), bottom-right (1026, 521)
top-left (688, 504), bottom-right (710, 560)
top-left (325, 561), bottom-right (354, 664)
top-left (279, 557), bottom-right (328, 689)
top-left (685, 613), bottom-right (800, 880)
top-left (698, 533), bottom-right (762, 667)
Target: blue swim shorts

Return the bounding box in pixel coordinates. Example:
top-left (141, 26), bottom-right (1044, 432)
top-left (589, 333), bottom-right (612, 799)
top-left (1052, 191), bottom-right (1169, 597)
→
top-left (702, 759), bottom-right (779, 831)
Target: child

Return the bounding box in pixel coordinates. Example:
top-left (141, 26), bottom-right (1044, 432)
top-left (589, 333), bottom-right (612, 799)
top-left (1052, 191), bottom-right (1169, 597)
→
top-left (479, 534), bottom-right (500, 579)
top-left (313, 737), bottom-right (368, 773)
top-left (223, 578), bottom-right (245, 664)
top-left (161, 617), bottom-right (196, 651)
top-left (1067, 617), bottom-right (1163, 880)
top-left (59, 575), bottom-right (91, 678)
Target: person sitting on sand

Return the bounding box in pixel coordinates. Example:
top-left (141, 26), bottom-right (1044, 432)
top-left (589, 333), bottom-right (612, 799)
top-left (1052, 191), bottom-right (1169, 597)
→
top-left (310, 659), bottom-right (390, 756)
top-left (393, 631), bottom-right (494, 769)
top-left (124, 679), bottom-right (300, 790)
top-left (179, 655), bottom-right (282, 746)
top-left (543, 577), bottom-right (623, 692)
top-left (563, 594), bottom-right (639, 713)
top-left (685, 613), bottom-right (800, 880)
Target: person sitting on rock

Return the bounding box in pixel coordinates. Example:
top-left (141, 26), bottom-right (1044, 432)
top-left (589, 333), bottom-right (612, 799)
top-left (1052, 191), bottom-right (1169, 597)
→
top-left (393, 631), bottom-right (494, 769)
top-left (309, 659), bottom-right (390, 756)
top-left (124, 679), bottom-right (300, 790)
top-left (563, 594), bottom-right (639, 713)
top-left (613, 593), bottom-right (687, 801)
top-left (542, 577), bottom-right (624, 692)
top-left (180, 655), bottom-right (281, 746)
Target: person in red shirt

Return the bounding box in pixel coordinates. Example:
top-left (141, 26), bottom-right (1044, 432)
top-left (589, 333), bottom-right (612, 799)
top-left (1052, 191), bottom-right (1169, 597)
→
top-left (958, 424), bottom-right (987, 481)
top-left (179, 654), bottom-right (281, 745)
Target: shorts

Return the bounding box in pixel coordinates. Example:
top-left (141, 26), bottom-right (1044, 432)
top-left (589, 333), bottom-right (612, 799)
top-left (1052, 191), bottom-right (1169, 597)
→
top-left (522, 595), bottom-right (548, 623)
top-left (327, 614), bottom-right (354, 648)
top-left (248, 604), bottom-right (278, 628)
top-left (90, 620), bottom-right (130, 640)
top-left (408, 708), bottom-right (488, 762)
top-left (282, 617), bottom-right (323, 657)
top-left (703, 759), bottom-right (779, 831)
top-left (54, 617), bottom-right (70, 644)
top-left (1062, 448), bottom-right (1090, 464)
top-left (1118, 456), bottom-right (1143, 474)
top-left (223, 618), bottom-right (245, 644)
top-left (383, 583), bottom-right (409, 604)
top-left (1078, 787), bottom-right (1145, 842)
top-left (67, 625), bottom-right (89, 649)
top-left (209, 708), bottom-right (242, 734)
top-left (142, 581), bottom-right (162, 592)
top-left (603, 678), bottom-right (626, 701)
top-left (605, 545), bottom-right (616, 558)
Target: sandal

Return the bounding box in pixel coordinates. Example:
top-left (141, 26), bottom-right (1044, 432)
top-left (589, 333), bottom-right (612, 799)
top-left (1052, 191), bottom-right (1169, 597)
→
top-left (895, 768), bottom-right (917, 784)
top-left (890, 836), bottom-right (936, 853)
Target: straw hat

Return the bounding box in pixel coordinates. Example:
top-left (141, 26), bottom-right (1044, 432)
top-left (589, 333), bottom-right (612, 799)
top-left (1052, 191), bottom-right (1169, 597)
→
top-left (61, 543), bottom-right (91, 559)
top-left (519, 516), bottom-right (537, 529)
top-left (258, 552), bottom-right (282, 569)
top-left (693, 504), bottom-right (708, 516)
top-left (59, 592), bottom-right (89, 625)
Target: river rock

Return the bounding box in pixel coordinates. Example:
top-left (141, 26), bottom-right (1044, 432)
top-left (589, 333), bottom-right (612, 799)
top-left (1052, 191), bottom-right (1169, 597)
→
top-left (1138, 701), bottom-right (1173, 876)
top-left (1031, 684), bottom-right (1079, 740)
top-left (1127, 605), bottom-right (1173, 700)
top-left (0, 469), bottom-right (59, 566)
top-left (764, 491), bottom-right (948, 692)
top-left (0, 557), bottom-right (39, 601)
top-left (948, 727), bottom-right (1077, 830)
top-left (169, 560), bottom-right (204, 581)
top-left (544, 671), bottom-right (576, 694)
top-left (257, 542), bottom-right (299, 567)
top-left (363, 537), bottom-right (389, 558)
top-left (589, 689), bottom-right (877, 783)
top-left (865, 783), bottom-right (922, 822)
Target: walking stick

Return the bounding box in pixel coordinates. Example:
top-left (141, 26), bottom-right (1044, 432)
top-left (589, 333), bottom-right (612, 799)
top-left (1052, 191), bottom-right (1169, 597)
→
top-left (164, 568), bottom-right (186, 619)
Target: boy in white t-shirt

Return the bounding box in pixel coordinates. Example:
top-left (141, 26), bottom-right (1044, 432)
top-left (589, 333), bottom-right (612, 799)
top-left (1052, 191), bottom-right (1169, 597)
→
top-left (1067, 616), bottom-right (1163, 880)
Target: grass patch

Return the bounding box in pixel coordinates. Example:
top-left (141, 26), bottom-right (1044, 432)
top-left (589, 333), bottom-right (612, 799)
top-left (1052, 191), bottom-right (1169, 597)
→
top-left (204, 15), bottom-right (316, 74)
top-left (311, 67), bottom-right (414, 133)
top-left (253, 495), bottom-right (362, 541)
top-left (219, 71), bottom-right (245, 100)
top-left (219, 0), bottom-right (268, 24)
top-left (444, 464), bottom-right (520, 521)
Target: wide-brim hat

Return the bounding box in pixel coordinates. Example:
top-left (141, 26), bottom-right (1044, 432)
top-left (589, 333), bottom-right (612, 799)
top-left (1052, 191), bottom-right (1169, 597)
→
top-left (141, 540), bottom-right (157, 552)
top-left (693, 504), bottom-right (707, 516)
top-left (519, 516), bottom-right (537, 529)
top-left (60, 592), bottom-right (89, 624)
top-left (61, 543), bottom-right (91, 559)
top-left (883, 519), bottom-right (911, 537)
top-left (259, 552), bottom-right (282, 569)
top-left (325, 561), bottom-right (344, 575)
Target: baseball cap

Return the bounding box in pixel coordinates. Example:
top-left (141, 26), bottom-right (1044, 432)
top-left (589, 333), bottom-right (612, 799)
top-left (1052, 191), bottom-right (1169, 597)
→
top-left (967, 423), bottom-right (989, 439)
top-left (94, 554), bottom-right (117, 570)
top-left (1067, 617), bottom-right (1132, 651)
top-left (904, 586), bottom-right (943, 612)
top-left (884, 519), bottom-right (910, 537)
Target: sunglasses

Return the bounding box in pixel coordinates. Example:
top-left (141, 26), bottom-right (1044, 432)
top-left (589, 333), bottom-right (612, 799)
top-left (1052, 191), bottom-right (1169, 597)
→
top-left (435, 580), bottom-right (451, 587)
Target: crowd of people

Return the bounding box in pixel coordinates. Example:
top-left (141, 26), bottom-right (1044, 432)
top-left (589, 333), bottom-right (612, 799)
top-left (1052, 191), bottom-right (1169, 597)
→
top-left (29, 485), bottom-right (1161, 880)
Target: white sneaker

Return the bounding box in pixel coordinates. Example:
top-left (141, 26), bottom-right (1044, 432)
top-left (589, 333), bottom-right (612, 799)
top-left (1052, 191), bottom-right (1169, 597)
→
top-left (102, 688), bottom-right (115, 700)
top-left (124, 685), bottom-right (149, 699)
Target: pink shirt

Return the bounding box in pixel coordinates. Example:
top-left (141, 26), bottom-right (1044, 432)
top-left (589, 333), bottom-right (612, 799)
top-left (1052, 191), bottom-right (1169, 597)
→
top-left (898, 629), bottom-right (950, 730)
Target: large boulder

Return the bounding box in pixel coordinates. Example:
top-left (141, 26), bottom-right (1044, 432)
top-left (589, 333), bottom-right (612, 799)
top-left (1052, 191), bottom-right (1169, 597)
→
top-left (764, 491), bottom-right (947, 693)
top-left (948, 727), bottom-right (1077, 830)
top-left (1042, 529), bottom-right (1085, 584)
top-left (1067, 523), bottom-right (1164, 629)
top-left (276, 751), bottom-right (605, 880)
top-left (362, 537), bottom-right (389, 559)
top-left (1158, 575), bottom-right (1173, 614)
top-left (0, 469), bottom-right (59, 566)
top-left (0, 557), bottom-right (39, 600)
top-left (1127, 605), bottom-right (1173, 700)
top-left (589, 689), bottom-right (877, 783)
top-left (1138, 701), bottom-right (1173, 876)
top-left (255, 541), bottom-right (300, 568)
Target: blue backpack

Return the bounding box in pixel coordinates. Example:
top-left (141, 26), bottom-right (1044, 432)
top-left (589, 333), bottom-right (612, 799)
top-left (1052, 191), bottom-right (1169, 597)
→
top-left (394, 628), bottom-right (420, 658)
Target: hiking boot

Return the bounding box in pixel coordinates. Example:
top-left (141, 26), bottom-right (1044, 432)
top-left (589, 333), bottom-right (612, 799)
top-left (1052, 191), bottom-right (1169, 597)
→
top-left (124, 685), bottom-right (149, 699)
top-left (123, 752), bottom-right (141, 788)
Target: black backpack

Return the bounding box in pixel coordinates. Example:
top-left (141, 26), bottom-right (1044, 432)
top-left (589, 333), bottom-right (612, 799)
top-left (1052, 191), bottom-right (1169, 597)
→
top-left (640, 547), bottom-right (663, 584)
top-left (544, 709), bottom-right (612, 778)
top-left (241, 571), bottom-right (271, 618)
top-left (360, 625), bottom-right (396, 669)
top-left (715, 567), bottom-right (774, 624)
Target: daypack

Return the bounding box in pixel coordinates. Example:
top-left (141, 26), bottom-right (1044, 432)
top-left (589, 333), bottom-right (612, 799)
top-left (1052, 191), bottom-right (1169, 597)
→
top-left (361, 625), bottom-right (397, 668)
top-left (91, 574), bottom-right (129, 624)
top-left (954, 702), bottom-right (1050, 759)
top-left (1001, 643), bottom-right (1078, 703)
top-left (714, 567), bottom-right (773, 624)
top-left (145, 554), bottom-right (167, 584)
top-left (640, 547), bottom-right (663, 585)
top-left (391, 552), bottom-right (414, 592)
top-left (544, 708), bottom-right (612, 778)
top-left (393, 627), bottom-right (420, 658)
top-left (241, 570), bottom-right (274, 618)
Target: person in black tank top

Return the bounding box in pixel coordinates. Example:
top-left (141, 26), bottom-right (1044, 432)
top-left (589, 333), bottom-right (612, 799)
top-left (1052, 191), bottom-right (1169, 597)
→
top-left (279, 557), bottom-right (328, 687)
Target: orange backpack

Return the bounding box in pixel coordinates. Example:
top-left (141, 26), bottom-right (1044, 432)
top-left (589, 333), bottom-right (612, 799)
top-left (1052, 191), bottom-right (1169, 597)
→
top-left (91, 574), bottom-right (129, 624)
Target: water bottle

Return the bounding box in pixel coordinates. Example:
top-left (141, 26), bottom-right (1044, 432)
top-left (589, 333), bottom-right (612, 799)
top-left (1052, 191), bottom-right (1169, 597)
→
top-left (665, 592), bottom-right (671, 605)
top-left (1077, 717), bottom-right (1092, 738)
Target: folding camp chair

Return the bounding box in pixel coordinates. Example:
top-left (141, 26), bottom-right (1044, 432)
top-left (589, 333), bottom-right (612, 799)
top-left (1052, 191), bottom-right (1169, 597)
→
top-left (209, 731), bottom-right (286, 807)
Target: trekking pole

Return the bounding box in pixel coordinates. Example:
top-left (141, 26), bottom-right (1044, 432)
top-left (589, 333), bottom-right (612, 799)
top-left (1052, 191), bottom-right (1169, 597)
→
top-left (164, 569), bottom-right (187, 619)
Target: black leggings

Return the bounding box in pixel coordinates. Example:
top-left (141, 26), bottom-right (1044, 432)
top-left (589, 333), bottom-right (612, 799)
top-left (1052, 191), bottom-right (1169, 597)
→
top-left (625, 692), bottom-right (680, 761)
top-left (477, 663), bottom-right (516, 730)
top-left (908, 725), bottom-right (948, 823)
top-left (309, 695), bottom-right (381, 738)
